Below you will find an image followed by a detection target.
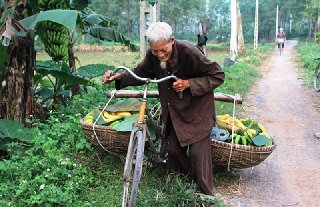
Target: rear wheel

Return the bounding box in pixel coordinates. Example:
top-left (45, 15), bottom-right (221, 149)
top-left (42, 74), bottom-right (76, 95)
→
top-left (122, 128), bottom-right (145, 207)
top-left (314, 65), bottom-right (320, 92)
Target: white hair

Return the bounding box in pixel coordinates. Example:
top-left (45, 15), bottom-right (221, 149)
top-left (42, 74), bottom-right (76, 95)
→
top-left (160, 61), bottom-right (167, 69)
top-left (280, 28), bottom-right (283, 31)
top-left (146, 22), bottom-right (173, 43)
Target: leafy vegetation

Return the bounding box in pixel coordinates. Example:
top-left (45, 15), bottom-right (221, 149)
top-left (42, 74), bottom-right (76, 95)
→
top-left (296, 42), bottom-right (320, 88)
top-left (215, 43), bottom-right (274, 115)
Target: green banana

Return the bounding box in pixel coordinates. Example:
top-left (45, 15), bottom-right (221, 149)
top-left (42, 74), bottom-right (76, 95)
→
top-left (234, 135), bottom-right (241, 144)
top-left (241, 136), bottom-right (247, 145)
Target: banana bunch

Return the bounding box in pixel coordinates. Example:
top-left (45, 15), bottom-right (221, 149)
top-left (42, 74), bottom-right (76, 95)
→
top-left (36, 0), bottom-right (69, 62)
top-left (37, 0), bottom-right (68, 11)
top-left (217, 114), bottom-right (272, 147)
top-left (217, 114), bottom-right (256, 137)
top-left (84, 110), bottom-right (95, 124)
top-left (83, 110), bottom-right (132, 126)
top-left (102, 111), bottom-right (131, 123)
top-left (230, 133), bottom-right (252, 145)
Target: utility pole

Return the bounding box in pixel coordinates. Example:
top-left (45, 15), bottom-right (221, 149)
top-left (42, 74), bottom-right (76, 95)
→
top-left (230, 0), bottom-right (237, 61)
top-left (276, 5), bottom-right (279, 40)
top-left (139, 0), bottom-right (159, 59)
top-left (254, 0), bottom-right (259, 50)
top-left (289, 14), bottom-right (292, 33)
top-left (237, 0), bottom-right (244, 52)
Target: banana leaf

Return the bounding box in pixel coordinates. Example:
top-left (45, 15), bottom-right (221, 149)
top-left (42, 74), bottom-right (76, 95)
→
top-left (88, 27), bottom-right (138, 51)
top-left (252, 135), bottom-right (271, 147)
top-left (106, 99), bottom-right (141, 113)
top-left (91, 109), bottom-right (107, 125)
top-left (80, 11), bottom-right (117, 28)
top-left (0, 119), bottom-right (33, 141)
top-left (76, 64), bottom-right (115, 79)
top-left (19, 9), bottom-right (78, 31)
top-left (113, 113), bottom-right (139, 132)
top-left (36, 61), bottom-right (89, 86)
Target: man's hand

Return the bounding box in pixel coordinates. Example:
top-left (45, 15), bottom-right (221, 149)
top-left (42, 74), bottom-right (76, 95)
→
top-left (103, 70), bottom-right (121, 84)
top-left (173, 79), bottom-right (189, 92)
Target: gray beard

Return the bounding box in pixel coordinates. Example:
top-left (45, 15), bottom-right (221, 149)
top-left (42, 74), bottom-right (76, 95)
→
top-left (160, 61), bottom-right (167, 70)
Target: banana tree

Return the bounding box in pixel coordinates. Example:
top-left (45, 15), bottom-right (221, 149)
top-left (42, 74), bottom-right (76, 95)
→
top-left (18, 9), bottom-right (137, 110)
top-left (0, 0), bottom-right (137, 123)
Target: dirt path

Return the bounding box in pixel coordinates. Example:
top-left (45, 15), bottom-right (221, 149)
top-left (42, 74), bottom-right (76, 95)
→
top-left (218, 40), bottom-right (320, 207)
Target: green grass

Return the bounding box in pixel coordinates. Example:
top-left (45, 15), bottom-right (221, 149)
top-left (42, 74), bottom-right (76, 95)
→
top-left (37, 50), bottom-right (141, 68)
top-left (295, 42), bottom-right (320, 89)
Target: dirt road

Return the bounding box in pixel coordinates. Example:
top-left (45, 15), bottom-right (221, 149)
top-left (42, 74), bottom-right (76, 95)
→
top-left (218, 40), bottom-right (320, 207)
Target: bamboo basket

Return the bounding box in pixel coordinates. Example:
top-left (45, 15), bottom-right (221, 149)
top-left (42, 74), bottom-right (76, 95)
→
top-left (80, 119), bottom-right (130, 155)
top-left (211, 139), bottom-right (276, 169)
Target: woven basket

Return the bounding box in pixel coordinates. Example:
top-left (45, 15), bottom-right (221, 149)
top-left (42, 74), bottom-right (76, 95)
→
top-left (80, 119), bottom-right (130, 155)
top-left (211, 139), bottom-right (276, 169)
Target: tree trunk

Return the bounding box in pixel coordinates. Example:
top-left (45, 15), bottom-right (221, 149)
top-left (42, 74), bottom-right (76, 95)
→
top-left (156, 0), bottom-right (161, 21)
top-left (2, 34), bottom-right (35, 125)
top-left (125, 0), bottom-right (132, 39)
top-left (237, 0), bottom-right (244, 52)
top-left (308, 17), bottom-right (313, 39)
top-left (230, 0), bottom-right (238, 61)
top-left (315, 11), bottom-right (319, 42)
top-left (68, 33), bottom-right (80, 96)
top-left (171, 0), bottom-right (177, 34)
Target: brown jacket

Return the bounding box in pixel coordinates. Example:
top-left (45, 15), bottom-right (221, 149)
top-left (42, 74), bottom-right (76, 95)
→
top-left (116, 40), bottom-right (225, 146)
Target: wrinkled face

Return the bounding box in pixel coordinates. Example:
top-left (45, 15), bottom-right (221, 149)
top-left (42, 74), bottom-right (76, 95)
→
top-left (149, 37), bottom-right (175, 62)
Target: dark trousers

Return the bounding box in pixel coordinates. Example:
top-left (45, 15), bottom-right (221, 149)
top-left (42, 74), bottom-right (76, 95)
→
top-left (166, 117), bottom-right (214, 195)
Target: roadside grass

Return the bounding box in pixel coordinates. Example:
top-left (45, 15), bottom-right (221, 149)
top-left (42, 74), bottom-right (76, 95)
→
top-left (295, 42), bottom-right (320, 89)
top-left (0, 43), bottom-right (274, 206)
top-left (215, 43), bottom-right (274, 116)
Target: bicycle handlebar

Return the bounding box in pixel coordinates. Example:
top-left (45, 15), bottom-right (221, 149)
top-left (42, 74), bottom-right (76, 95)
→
top-left (112, 66), bottom-right (183, 99)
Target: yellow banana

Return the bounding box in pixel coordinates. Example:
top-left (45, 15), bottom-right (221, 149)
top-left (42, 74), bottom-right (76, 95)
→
top-left (258, 123), bottom-right (266, 133)
top-left (116, 111), bottom-right (131, 117)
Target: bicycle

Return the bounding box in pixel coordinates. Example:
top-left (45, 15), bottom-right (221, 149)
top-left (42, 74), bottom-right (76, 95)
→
top-left (104, 66), bottom-right (242, 207)
top-left (106, 66), bottom-right (182, 207)
top-left (277, 38), bottom-right (284, 56)
top-left (313, 58), bottom-right (320, 92)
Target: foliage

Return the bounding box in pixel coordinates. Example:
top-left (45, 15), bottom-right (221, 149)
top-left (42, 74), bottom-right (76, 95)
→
top-left (79, 11), bottom-right (138, 51)
top-left (0, 119), bottom-right (34, 153)
top-left (34, 60), bottom-right (91, 107)
top-left (297, 42), bottom-right (320, 69)
top-left (76, 63), bottom-right (115, 79)
top-left (19, 9), bottom-right (78, 31)
top-left (296, 42), bottom-right (320, 87)
top-left (0, 113), bottom-right (94, 206)
top-left (85, 0), bottom-right (317, 43)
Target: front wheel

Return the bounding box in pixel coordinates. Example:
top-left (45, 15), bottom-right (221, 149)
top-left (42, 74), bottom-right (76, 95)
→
top-left (314, 66), bottom-right (320, 92)
top-left (122, 127), bottom-right (146, 207)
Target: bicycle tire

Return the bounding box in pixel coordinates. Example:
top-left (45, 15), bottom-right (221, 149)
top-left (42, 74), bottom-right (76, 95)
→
top-left (314, 66), bottom-right (320, 92)
top-left (122, 129), bottom-right (145, 207)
